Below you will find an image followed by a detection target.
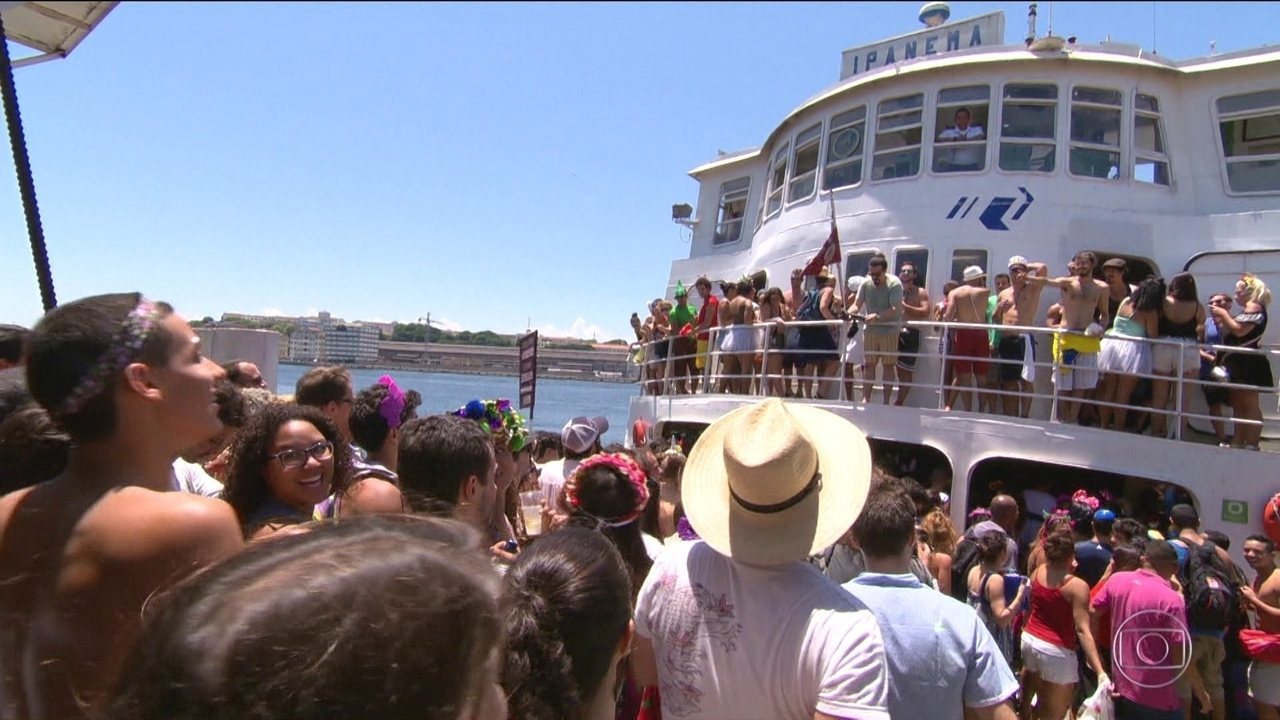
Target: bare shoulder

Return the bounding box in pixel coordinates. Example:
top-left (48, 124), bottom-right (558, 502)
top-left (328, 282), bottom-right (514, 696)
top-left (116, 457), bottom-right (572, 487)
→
top-left (89, 487), bottom-right (242, 560)
top-left (340, 477), bottom-right (405, 516)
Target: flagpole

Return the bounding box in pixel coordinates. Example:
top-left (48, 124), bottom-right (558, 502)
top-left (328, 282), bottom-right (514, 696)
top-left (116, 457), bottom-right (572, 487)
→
top-left (829, 193), bottom-right (847, 309)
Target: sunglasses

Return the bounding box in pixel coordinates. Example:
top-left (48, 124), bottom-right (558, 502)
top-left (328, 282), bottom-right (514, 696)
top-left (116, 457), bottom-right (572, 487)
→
top-left (266, 440), bottom-right (334, 470)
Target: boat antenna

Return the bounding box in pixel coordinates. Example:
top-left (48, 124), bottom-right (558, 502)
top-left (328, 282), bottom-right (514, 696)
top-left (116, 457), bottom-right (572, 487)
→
top-left (1150, 1), bottom-right (1157, 54)
top-left (1047, 1), bottom-right (1053, 37)
top-left (1026, 2), bottom-right (1037, 46)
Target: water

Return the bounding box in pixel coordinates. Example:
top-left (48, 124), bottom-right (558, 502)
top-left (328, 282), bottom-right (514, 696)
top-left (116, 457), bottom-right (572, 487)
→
top-left (276, 364), bottom-right (639, 446)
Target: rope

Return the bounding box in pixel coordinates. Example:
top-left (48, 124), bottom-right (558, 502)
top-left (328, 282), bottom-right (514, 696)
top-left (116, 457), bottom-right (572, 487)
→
top-left (0, 14), bottom-right (56, 311)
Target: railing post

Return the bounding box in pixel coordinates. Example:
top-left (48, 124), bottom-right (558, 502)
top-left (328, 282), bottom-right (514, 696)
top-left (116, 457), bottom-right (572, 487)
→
top-left (936, 322), bottom-right (948, 410)
top-left (837, 317), bottom-right (849, 402)
top-left (1049, 330), bottom-right (1062, 423)
top-left (1174, 341), bottom-right (1184, 441)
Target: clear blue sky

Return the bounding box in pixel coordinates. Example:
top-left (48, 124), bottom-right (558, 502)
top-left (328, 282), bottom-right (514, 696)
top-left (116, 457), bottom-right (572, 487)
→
top-left (0, 2), bottom-right (1275, 341)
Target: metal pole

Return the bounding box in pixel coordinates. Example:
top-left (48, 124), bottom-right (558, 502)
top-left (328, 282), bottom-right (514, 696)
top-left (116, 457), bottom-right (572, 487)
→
top-left (0, 16), bottom-right (56, 311)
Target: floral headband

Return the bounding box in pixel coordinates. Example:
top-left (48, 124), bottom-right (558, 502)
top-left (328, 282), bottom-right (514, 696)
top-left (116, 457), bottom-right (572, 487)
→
top-left (453, 398), bottom-right (528, 452)
top-left (377, 375), bottom-right (406, 430)
top-left (1071, 489), bottom-right (1100, 512)
top-left (564, 453), bottom-right (650, 528)
top-left (59, 298), bottom-right (163, 418)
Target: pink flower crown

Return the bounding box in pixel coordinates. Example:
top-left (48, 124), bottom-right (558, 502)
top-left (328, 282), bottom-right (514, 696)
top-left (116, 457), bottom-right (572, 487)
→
top-left (564, 453), bottom-right (650, 528)
top-left (1071, 489), bottom-right (1100, 512)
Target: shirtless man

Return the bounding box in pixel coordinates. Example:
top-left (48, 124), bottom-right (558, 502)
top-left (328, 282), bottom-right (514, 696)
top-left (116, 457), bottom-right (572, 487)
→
top-left (895, 261), bottom-right (930, 406)
top-left (0, 293), bottom-right (244, 718)
top-left (943, 265), bottom-right (991, 412)
top-left (994, 255), bottom-right (1048, 417)
top-left (1241, 534), bottom-right (1280, 720)
top-left (1028, 251), bottom-right (1111, 424)
top-left (717, 279), bottom-right (756, 394)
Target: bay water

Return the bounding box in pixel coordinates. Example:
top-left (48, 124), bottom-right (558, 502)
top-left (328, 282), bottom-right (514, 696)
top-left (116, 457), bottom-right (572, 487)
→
top-left (276, 364), bottom-right (639, 446)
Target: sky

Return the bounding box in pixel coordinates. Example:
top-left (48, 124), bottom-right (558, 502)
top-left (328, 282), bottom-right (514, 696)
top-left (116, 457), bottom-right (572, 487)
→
top-left (0, 1), bottom-right (1277, 342)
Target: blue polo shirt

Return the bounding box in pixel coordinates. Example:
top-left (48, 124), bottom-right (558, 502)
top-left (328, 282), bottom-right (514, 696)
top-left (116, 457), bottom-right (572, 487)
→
top-left (843, 572), bottom-right (1018, 720)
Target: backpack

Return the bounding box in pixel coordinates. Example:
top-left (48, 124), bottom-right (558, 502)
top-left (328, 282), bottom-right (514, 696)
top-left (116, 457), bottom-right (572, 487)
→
top-left (1173, 539), bottom-right (1238, 632)
top-left (949, 536), bottom-right (982, 602)
top-left (797, 288), bottom-right (824, 322)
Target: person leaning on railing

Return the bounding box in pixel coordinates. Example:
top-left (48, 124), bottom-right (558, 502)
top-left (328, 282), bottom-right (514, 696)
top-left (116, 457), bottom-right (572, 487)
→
top-left (1210, 273), bottom-right (1273, 451)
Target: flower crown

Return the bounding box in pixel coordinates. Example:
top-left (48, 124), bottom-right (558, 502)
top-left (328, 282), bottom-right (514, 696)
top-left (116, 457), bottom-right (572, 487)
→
top-left (564, 453), bottom-right (650, 528)
top-left (1071, 489), bottom-right (1100, 512)
top-left (453, 398), bottom-right (528, 452)
top-left (59, 298), bottom-right (163, 418)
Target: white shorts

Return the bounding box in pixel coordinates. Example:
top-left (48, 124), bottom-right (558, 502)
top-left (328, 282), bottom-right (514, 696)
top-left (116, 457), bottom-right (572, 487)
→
top-left (1151, 339), bottom-right (1200, 375)
top-left (1251, 660), bottom-right (1280, 706)
top-left (1022, 632), bottom-right (1079, 685)
top-left (1054, 351), bottom-right (1099, 391)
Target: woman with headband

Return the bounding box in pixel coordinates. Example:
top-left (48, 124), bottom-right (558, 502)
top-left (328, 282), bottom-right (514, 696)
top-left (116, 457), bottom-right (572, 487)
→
top-left (453, 398), bottom-right (533, 546)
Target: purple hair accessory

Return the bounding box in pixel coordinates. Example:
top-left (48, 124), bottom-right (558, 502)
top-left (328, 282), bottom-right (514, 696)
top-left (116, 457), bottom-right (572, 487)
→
top-left (376, 375), bottom-right (406, 429)
top-left (58, 298), bottom-right (163, 418)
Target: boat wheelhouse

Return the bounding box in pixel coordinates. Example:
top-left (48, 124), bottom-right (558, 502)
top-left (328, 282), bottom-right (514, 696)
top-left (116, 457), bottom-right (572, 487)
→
top-left (634, 4), bottom-right (1280, 553)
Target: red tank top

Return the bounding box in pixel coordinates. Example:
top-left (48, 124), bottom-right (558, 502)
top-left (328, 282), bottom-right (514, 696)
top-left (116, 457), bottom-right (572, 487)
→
top-left (1024, 576), bottom-right (1078, 650)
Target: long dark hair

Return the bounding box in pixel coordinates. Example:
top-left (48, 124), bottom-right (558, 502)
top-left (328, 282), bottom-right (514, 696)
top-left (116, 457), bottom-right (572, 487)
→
top-left (107, 516), bottom-right (504, 720)
top-left (504, 528), bottom-right (632, 720)
top-left (565, 463), bottom-right (653, 591)
top-left (221, 403), bottom-right (351, 534)
top-left (1131, 276), bottom-right (1166, 312)
top-left (1168, 272), bottom-right (1199, 303)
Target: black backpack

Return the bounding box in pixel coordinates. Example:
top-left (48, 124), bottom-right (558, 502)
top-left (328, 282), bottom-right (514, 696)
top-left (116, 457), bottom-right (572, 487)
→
top-left (1176, 540), bottom-right (1238, 632)
top-left (949, 536), bottom-right (982, 601)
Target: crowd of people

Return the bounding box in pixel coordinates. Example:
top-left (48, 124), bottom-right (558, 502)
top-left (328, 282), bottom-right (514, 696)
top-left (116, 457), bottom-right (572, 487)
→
top-left (2, 292), bottom-right (1280, 720)
top-left (631, 255), bottom-right (1274, 449)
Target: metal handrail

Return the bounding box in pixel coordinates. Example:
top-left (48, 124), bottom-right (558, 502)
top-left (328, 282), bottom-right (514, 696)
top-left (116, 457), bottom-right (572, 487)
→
top-left (632, 316), bottom-right (1280, 446)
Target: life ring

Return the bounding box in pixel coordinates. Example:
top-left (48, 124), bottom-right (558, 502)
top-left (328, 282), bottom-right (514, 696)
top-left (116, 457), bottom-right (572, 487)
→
top-left (632, 419), bottom-right (650, 446)
top-left (1264, 493), bottom-right (1280, 547)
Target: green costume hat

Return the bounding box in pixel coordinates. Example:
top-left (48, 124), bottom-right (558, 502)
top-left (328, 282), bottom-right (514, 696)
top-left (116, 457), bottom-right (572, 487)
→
top-left (674, 280), bottom-right (688, 297)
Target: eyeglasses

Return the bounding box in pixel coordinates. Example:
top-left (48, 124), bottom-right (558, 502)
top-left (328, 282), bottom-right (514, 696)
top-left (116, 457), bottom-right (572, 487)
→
top-left (266, 441), bottom-right (334, 470)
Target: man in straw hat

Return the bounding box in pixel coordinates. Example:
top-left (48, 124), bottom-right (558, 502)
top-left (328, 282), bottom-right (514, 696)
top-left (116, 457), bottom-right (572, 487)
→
top-left (632, 398), bottom-right (889, 719)
top-left (942, 265), bottom-right (991, 412)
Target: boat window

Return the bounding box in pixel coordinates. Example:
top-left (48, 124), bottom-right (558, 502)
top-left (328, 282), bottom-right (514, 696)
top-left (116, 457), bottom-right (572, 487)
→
top-left (845, 250), bottom-right (878, 280)
top-left (824, 107), bottom-right (866, 191)
top-left (765, 143), bottom-right (789, 218)
top-left (873, 93), bottom-right (923, 182)
top-left (1133, 93), bottom-right (1170, 186)
top-left (949, 248), bottom-right (988, 282)
top-left (1217, 89), bottom-right (1280, 194)
top-left (788, 123), bottom-right (823, 203)
top-left (895, 248), bottom-right (929, 285)
top-left (714, 177), bottom-right (751, 246)
top-left (1069, 86), bottom-right (1122, 181)
top-left (999, 83), bottom-right (1057, 173)
top-left (933, 85), bottom-right (989, 173)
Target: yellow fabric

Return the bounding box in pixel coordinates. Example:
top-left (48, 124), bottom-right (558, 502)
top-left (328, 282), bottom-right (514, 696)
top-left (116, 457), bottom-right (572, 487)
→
top-left (1052, 332), bottom-right (1102, 370)
top-left (695, 339), bottom-right (709, 369)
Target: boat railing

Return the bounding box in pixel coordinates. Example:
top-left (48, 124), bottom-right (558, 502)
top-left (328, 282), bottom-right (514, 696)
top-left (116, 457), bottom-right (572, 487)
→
top-left (631, 316), bottom-right (1280, 447)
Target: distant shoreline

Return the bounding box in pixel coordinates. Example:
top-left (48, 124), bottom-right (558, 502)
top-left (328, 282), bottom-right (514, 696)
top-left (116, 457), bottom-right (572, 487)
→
top-left (278, 361), bottom-right (637, 385)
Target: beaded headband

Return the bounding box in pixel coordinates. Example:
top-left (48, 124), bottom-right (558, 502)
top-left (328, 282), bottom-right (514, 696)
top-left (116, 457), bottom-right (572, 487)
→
top-left (564, 452), bottom-right (650, 528)
top-left (58, 298), bottom-right (163, 418)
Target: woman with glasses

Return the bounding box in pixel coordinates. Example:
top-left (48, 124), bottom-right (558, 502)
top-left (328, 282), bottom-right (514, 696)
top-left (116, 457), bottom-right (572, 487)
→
top-left (221, 403), bottom-right (352, 539)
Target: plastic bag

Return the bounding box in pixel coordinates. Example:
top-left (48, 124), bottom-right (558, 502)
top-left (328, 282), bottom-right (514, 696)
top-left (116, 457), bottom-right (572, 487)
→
top-left (1078, 675), bottom-right (1115, 720)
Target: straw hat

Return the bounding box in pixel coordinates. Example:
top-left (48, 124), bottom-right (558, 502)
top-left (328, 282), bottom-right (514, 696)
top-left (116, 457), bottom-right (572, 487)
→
top-left (682, 398), bottom-right (871, 565)
top-left (962, 265), bottom-right (986, 282)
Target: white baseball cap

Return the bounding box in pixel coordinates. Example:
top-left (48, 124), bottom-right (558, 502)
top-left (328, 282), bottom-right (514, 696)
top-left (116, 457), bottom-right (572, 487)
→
top-left (1008, 255), bottom-right (1029, 271)
top-left (561, 416), bottom-right (610, 454)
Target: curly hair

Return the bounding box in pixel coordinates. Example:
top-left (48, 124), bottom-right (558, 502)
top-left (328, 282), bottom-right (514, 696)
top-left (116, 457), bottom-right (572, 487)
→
top-left (1132, 276), bottom-right (1166, 312)
top-left (221, 403), bottom-right (351, 534)
top-left (1043, 530), bottom-right (1076, 564)
top-left (349, 382), bottom-right (422, 454)
top-left (977, 531), bottom-right (1010, 564)
top-left (921, 509), bottom-right (958, 555)
top-left (503, 528), bottom-right (632, 720)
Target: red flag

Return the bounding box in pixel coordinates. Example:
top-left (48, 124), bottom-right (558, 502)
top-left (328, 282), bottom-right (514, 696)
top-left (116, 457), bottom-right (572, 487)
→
top-left (801, 215), bottom-right (841, 276)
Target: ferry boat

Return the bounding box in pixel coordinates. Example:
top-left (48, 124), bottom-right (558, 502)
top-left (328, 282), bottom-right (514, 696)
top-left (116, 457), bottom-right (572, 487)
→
top-left (630, 3), bottom-right (1280, 554)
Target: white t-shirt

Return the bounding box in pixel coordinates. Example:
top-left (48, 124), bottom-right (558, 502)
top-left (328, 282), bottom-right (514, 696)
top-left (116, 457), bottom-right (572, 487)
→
top-left (537, 457), bottom-right (581, 511)
top-left (169, 458), bottom-right (224, 497)
top-left (635, 541), bottom-right (890, 719)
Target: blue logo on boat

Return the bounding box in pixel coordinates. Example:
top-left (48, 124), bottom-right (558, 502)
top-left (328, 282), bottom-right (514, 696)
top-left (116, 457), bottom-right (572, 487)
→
top-left (946, 188), bottom-right (1034, 230)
